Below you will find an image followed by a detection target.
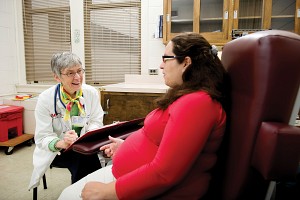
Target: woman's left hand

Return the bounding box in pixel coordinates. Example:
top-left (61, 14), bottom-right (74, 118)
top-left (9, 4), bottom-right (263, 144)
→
top-left (81, 181), bottom-right (117, 200)
top-left (99, 136), bottom-right (124, 158)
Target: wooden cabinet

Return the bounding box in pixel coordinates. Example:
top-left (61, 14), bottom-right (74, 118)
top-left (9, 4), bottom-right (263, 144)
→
top-left (101, 91), bottom-right (163, 125)
top-left (267, 0), bottom-right (300, 34)
top-left (232, 0), bottom-right (267, 30)
top-left (163, 0), bottom-right (230, 45)
top-left (233, 0), bottom-right (300, 33)
top-left (163, 0), bottom-right (300, 45)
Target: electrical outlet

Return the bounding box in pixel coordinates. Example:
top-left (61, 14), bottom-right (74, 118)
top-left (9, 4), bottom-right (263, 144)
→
top-left (148, 69), bottom-right (158, 75)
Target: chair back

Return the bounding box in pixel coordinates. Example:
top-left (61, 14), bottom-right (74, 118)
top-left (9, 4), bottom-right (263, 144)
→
top-left (210, 30), bottom-right (300, 200)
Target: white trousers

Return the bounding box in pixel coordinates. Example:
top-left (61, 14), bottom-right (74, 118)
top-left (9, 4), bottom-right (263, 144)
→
top-left (58, 164), bottom-right (115, 200)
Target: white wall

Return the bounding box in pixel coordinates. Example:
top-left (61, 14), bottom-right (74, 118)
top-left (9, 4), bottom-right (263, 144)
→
top-left (0, 0), bottom-right (166, 97)
top-left (0, 0), bottom-right (19, 95)
top-left (141, 0), bottom-right (166, 75)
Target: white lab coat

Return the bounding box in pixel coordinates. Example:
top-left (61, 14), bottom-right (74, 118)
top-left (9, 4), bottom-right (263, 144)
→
top-left (28, 84), bottom-right (104, 190)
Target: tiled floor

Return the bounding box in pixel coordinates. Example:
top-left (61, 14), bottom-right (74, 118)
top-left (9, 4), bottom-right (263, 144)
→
top-left (0, 142), bottom-right (70, 200)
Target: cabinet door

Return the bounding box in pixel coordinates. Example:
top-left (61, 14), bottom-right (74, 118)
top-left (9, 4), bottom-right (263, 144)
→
top-left (163, 0), bottom-right (231, 45)
top-left (101, 92), bottom-right (127, 125)
top-left (163, 0), bottom-right (194, 44)
top-left (197, 0), bottom-right (231, 44)
top-left (101, 92), bottom-right (162, 125)
top-left (232, 0), bottom-right (299, 37)
top-left (232, 0), bottom-right (267, 30)
top-left (268, 0), bottom-right (300, 34)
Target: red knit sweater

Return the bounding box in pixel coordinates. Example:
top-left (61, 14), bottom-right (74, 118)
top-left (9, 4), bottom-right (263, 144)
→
top-left (112, 91), bottom-right (226, 199)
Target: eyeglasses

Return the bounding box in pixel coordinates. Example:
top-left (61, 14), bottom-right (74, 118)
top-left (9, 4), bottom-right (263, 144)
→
top-left (61, 68), bottom-right (85, 77)
top-left (162, 55), bottom-right (182, 63)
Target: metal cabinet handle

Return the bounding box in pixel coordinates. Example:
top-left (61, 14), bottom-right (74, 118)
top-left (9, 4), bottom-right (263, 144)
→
top-left (234, 10), bottom-right (238, 19)
top-left (106, 98), bottom-right (110, 110)
top-left (224, 10), bottom-right (229, 19)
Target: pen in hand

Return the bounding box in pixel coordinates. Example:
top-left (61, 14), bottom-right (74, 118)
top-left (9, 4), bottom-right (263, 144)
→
top-left (55, 130), bottom-right (78, 150)
top-left (64, 130), bottom-right (78, 144)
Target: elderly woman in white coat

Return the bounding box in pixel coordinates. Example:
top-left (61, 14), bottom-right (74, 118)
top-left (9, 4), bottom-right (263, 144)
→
top-left (28, 52), bottom-right (104, 191)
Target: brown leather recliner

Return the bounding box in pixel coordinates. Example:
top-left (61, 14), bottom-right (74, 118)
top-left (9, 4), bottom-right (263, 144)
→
top-left (206, 30), bottom-right (300, 200)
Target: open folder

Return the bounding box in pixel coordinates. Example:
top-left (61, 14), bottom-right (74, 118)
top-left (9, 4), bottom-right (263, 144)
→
top-left (64, 117), bottom-right (145, 155)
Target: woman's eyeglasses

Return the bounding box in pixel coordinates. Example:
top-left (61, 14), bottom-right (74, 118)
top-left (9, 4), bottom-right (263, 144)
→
top-left (162, 55), bottom-right (182, 63)
top-left (61, 68), bottom-right (85, 77)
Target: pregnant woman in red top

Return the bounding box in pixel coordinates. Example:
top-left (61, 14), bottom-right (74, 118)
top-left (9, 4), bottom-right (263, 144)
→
top-left (59, 32), bottom-right (228, 200)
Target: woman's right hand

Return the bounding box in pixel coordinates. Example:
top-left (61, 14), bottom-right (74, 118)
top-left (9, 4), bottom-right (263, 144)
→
top-left (56, 130), bottom-right (78, 149)
top-left (99, 136), bottom-right (124, 158)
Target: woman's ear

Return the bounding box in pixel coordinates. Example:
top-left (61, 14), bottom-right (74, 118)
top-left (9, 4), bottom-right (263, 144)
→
top-left (182, 56), bottom-right (192, 72)
top-left (53, 73), bottom-right (61, 82)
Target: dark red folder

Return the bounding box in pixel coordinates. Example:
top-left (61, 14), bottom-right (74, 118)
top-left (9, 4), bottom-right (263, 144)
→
top-left (64, 117), bottom-right (144, 155)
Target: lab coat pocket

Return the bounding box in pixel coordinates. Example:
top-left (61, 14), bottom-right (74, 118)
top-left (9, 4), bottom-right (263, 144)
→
top-left (52, 117), bottom-right (64, 133)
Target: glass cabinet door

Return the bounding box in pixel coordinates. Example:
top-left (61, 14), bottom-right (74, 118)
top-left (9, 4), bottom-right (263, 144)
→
top-left (198, 0), bottom-right (230, 44)
top-left (169, 0), bottom-right (194, 33)
top-left (199, 0), bottom-right (225, 33)
top-left (163, 0), bottom-right (230, 44)
top-left (233, 0), bottom-right (264, 29)
top-left (271, 0), bottom-right (296, 32)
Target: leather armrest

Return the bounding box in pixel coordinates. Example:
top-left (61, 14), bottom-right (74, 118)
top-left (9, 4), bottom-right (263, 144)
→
top-left (251, 122), bottom-right (300, 180)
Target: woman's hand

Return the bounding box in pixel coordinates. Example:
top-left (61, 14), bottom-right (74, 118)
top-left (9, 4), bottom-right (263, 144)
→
top-left (56, 130), bottom-right (78, 149)
top-left (99, 136), bottom-right (124, 158)
top-left (81, 181), bottom-right (117, 200)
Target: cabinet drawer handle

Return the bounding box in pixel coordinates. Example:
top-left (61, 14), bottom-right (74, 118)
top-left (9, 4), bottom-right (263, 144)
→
top-left (106, 99), bottom-right (110, 109)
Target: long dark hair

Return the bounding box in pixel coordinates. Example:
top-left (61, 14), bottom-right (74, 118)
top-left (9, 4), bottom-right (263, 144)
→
top-left (156, 32), bottom-right (228, 110)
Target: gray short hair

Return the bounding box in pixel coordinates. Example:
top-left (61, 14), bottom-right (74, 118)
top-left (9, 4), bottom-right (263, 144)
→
top-left (51, 52), bottom-right (82, 76)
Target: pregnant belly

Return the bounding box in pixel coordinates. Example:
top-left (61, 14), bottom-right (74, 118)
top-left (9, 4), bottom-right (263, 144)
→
top-left (112, 131), bottom-right (158, 178)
